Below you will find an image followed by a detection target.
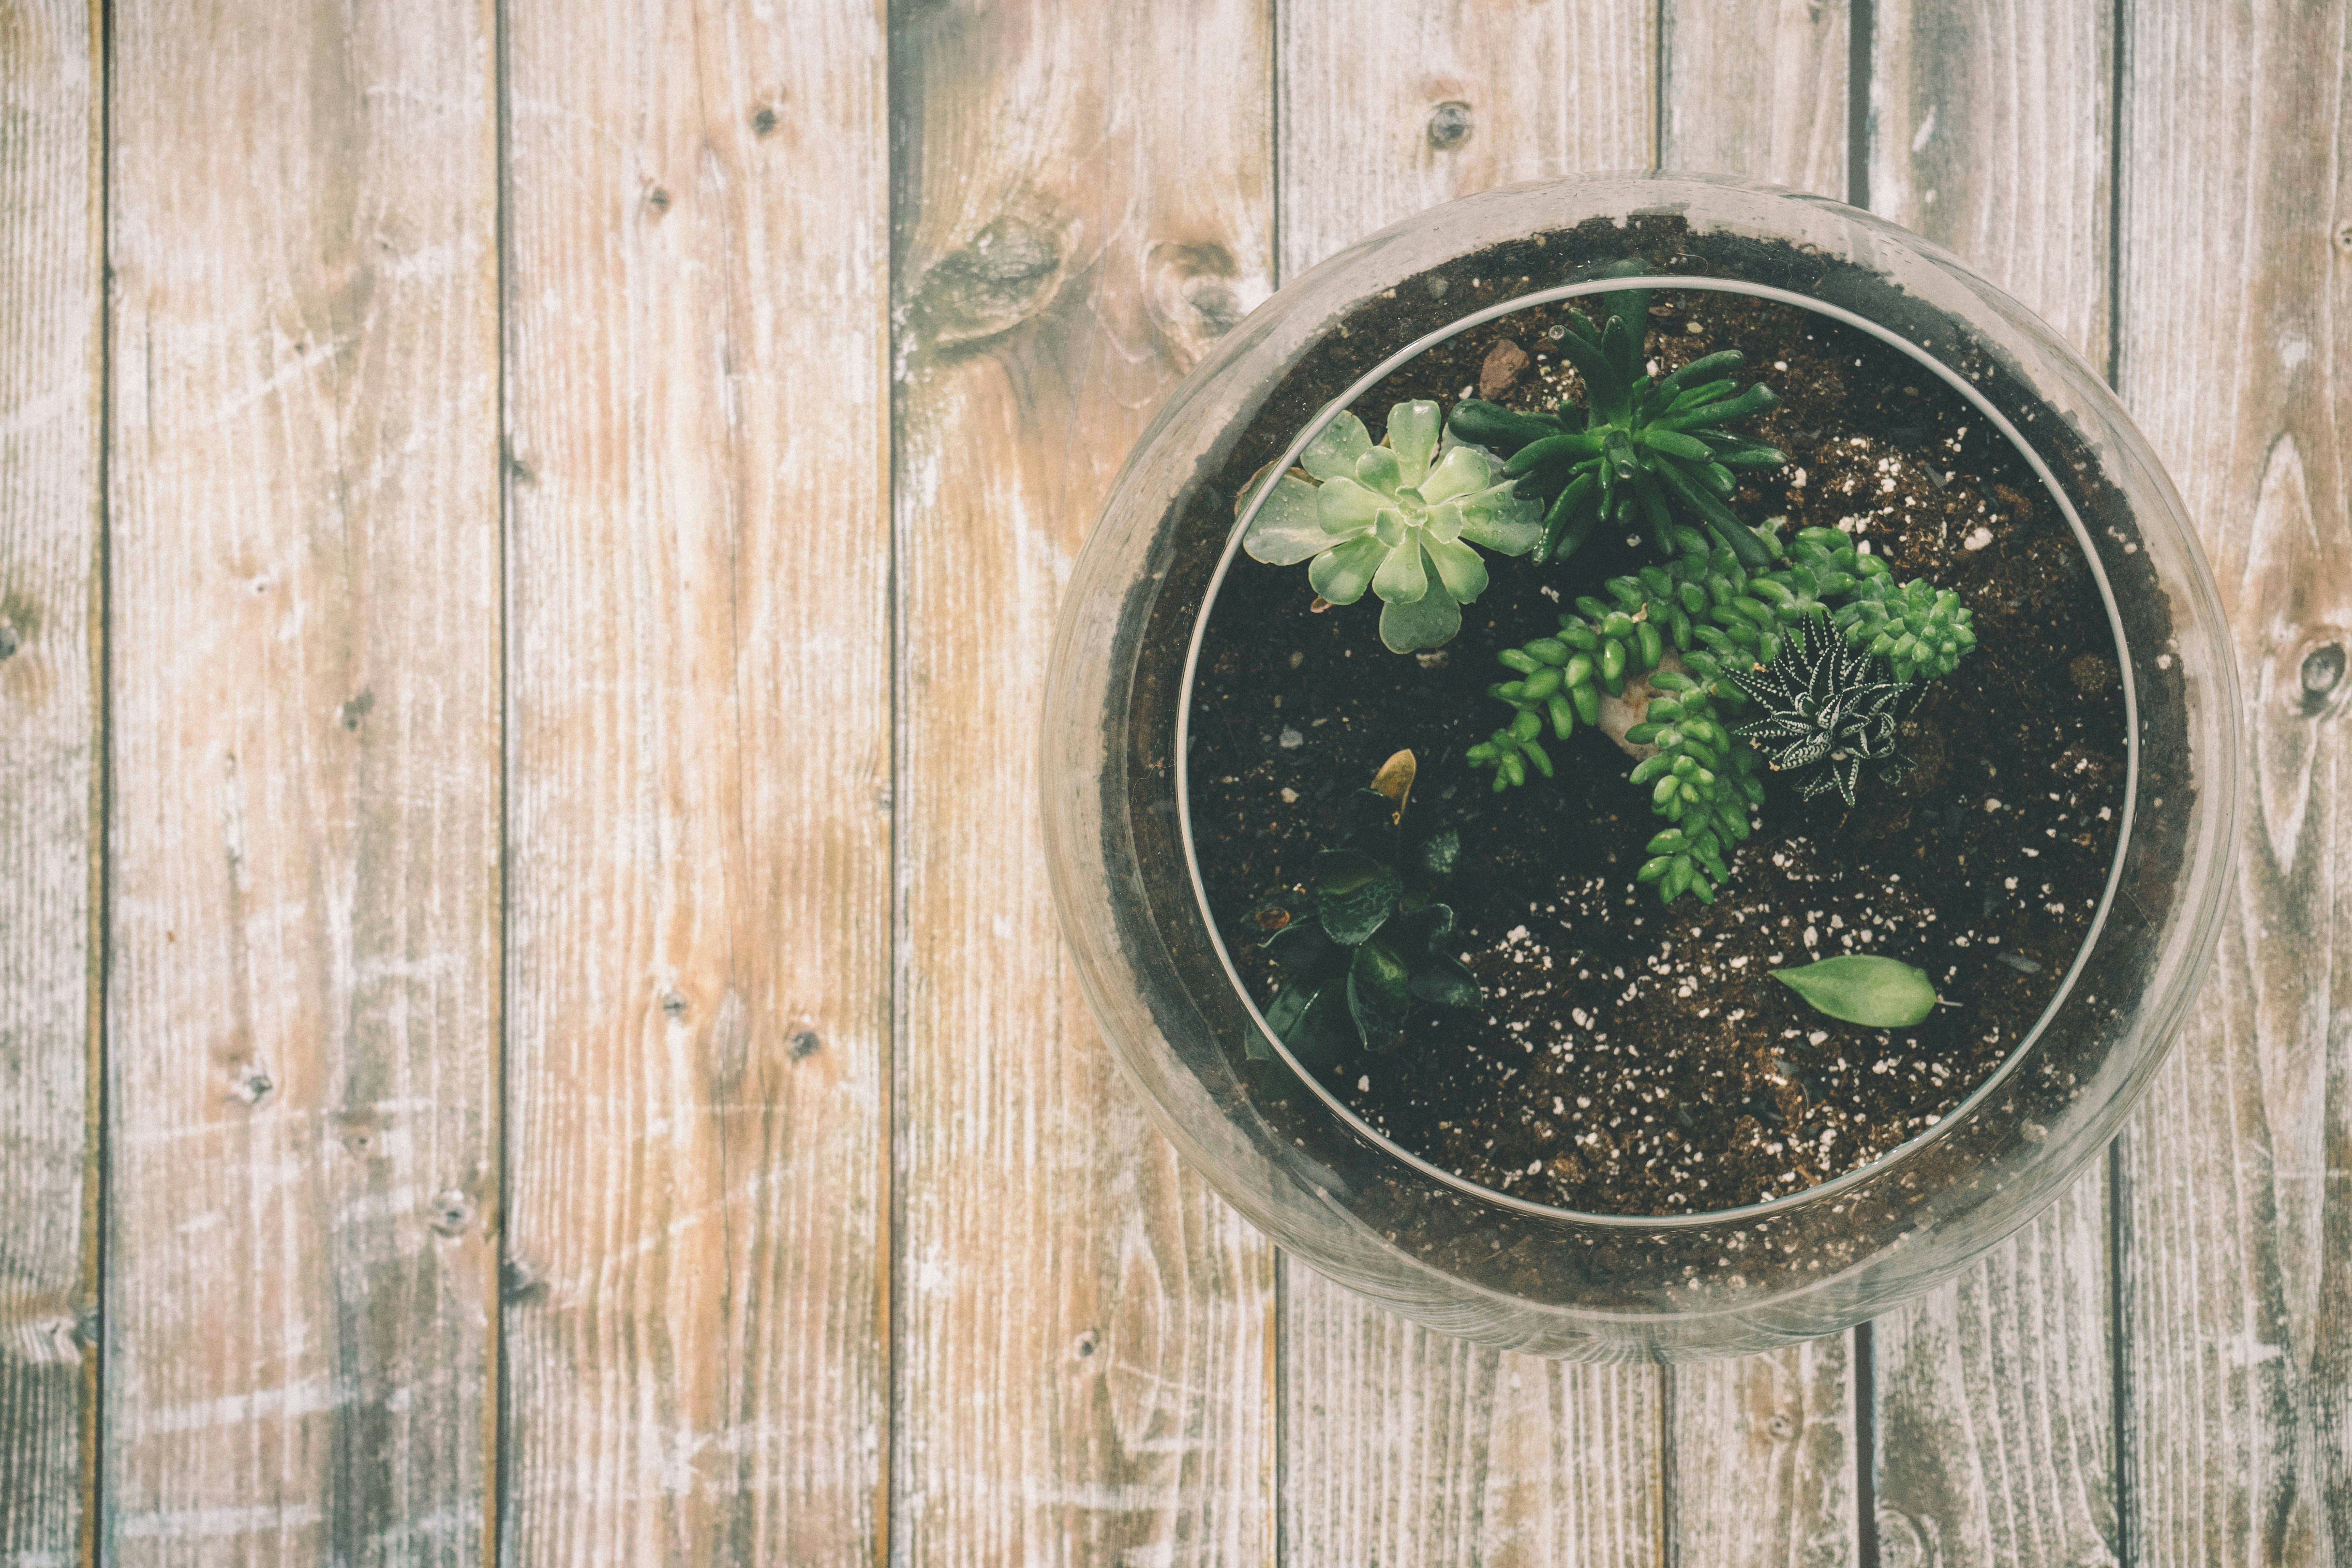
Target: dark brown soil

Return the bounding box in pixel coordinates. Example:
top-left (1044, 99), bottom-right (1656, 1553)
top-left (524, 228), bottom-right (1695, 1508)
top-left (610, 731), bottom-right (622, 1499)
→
top-left (1187, 287), bottom-right (2131, 1216)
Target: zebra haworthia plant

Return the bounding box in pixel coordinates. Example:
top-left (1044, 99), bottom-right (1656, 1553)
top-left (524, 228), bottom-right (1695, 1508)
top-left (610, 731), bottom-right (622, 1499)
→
top-left (1239, 400), bottom-right (1543, 653)
top-left (1730, 619), bottom-right (1915, 807)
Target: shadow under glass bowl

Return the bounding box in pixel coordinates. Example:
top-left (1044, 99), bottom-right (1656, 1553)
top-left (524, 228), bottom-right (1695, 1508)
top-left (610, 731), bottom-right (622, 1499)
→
top-left (1040, 172), bottom-right (2239, 1361)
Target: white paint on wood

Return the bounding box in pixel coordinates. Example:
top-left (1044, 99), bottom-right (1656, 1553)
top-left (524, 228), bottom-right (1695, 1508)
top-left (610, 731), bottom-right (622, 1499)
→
top-left (1661, 0), bottom-right (1850, 197)
top-left (1281, 1271), bottom-right (1661, 1567)
top-left (1272, 5), bottom-right (1667, 1562)
top-left (1869, 0), bottom-right (2114, 359)
top-left (0, 6), bottom-right (97, 1561)
top-left (2117, 7), bottom-right (2352, 1560)
top-left (1275, 0), bottom-right (1658, 282)
top-left (105, 0), bottom-right (502, 1558)
top-left (1864, 5), bottom-right (2121, 1562)
top-left (1673, 1335), bottom-right (1858, 1568)
top-left (500, 0), bottom-right (892, 1559)
top-left (892, 1), bottom-right (1276, 1562)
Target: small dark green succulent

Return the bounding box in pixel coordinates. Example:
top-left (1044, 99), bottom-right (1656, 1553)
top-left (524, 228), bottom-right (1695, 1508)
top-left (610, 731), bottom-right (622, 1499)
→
top-left (1730, 619), bottom-right (1915, 806)
top-left (1249, 757), bottom-right (1481, 1061)
top-left (1447, 262), bottom-right (1788, 569)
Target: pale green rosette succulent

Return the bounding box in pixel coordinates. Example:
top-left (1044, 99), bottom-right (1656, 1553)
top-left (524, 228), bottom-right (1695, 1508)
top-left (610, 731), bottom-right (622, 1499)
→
top-left (1241, 400), bottom-right (1544, 652)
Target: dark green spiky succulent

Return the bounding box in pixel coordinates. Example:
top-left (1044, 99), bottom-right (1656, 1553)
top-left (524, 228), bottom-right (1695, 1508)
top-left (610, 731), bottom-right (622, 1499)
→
top-left (1729, 619), bottom-right (1915, 807)
top-left (1248, 766), bottom-right (1481, 1061)
top-left (1447, 263), bottom-right (1788, 569)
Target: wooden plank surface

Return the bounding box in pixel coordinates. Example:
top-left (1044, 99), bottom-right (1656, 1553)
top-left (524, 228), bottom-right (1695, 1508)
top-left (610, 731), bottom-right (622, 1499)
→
top-left (0, 1), bottom-right (2342, 1559)
top-left (2115, 1), bottom-right (2352, 1562)
top-left (1670, 1334), bottom-right (1858, 1568)
top-left (1271, 6), bottom-right (1667, 1565)
top-left (888, 3), bottom-right (1275, 1564)
top-left (1863, 3), bottom-right (2121, 1562)
top-left (498, 0), bottom-right (890, 1560)
top-left (0, 0), bottom-right (97, 1560)
top-left (104, 0), bottom-right (502, 1557)
top-left (1273, 0), bottom-right (1656, 285)
top-left (1660, 0), bottom-right (1850, 198)
top-left (1658, 12), bottom-right (1862, 1566)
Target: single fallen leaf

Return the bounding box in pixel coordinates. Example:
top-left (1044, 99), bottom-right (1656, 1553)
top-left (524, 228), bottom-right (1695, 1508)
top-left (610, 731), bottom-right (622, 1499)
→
top-left (1370, 749), bottom-right (1416, 816)
top-left (1772, 954), bottom-right (1938, 1029)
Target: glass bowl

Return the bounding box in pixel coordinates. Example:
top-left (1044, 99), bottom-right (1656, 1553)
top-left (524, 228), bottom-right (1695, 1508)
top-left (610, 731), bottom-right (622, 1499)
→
top-left (1040, 172), bottom-right (2238, 1361)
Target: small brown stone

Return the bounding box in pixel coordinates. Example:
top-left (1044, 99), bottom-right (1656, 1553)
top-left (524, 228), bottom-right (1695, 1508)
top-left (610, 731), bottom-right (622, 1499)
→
top-left (1479, 337), bottom-right (1531, 400)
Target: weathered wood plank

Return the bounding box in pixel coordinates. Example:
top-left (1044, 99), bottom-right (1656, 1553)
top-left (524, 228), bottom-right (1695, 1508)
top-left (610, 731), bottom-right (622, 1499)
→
top-left (1869, 1177), bottom-right (2116, 1568)
top-left (1869, 0), bottom-right (2114, 367)
top-left (1670, 1334), bottom-right (1857, 1568)
top-left (2115, 2), bottom-right (2352, 1562)
top-left (104, 0), bottom-right (501, 1558)
top-left (1271, 4), bottom-right (1666, 1564)
top-left (499, 0), bottom-right (890, 1560)
top-left (1274, 0), bottom-right (1657, 283)
top-left (1660, 0), bottom-right (1850, 198)
top-left (889, 2), bottom-right (1275, 1562)
top-left (1863, 4), bottom-right (2120, 1562)
top-left (0, 0), bottom-right (98, 1559)
top-left (1657, 13), bottom-right (1861, 1564)
top-left (1281, 1279), bottom-right (1662, 1567)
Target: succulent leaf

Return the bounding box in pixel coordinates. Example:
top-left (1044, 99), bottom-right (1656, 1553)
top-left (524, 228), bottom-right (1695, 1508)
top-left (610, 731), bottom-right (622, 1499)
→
top-left (1445, 284), bottom-right (1785, 565)
top-left (1773, 954), bottom-right (1939, 1028)
top-left (1244, 401), bottom-right (1540, 652)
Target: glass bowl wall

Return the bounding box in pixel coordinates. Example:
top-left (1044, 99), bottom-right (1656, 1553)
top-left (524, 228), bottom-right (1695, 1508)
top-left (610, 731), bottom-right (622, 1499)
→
top-left (1040, 173), bottom-right (2238, 1361)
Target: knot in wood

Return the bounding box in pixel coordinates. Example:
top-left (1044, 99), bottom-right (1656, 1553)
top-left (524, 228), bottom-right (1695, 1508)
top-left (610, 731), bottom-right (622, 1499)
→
top-left (1426, 100), bottom-right (1473, 150)
top-left (2299, 641), bottom-right (2344, 710)
top-left (429, 1189), bottom-right (474, 1236)
top-left (915, 215), bottom-right (1064, 348)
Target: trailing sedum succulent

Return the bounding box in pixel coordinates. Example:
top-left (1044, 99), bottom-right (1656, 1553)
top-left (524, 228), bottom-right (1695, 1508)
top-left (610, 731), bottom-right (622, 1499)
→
top-left (1249, 755), bottom-right (1482, 1060)
top-left (1833, 572), bottom-right (1977, 683)
top-left (1242, 400), bottom-right (1543, 652)
top-left (1446, 264), bottom-right (1788, 569)
top-left (1467, 521), bottom-right (1972, 901)
top-left (1729, 619), bottom-right (1914, 807)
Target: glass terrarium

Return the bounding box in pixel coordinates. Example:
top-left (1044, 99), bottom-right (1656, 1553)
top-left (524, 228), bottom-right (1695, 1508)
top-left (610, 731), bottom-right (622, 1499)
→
top-left (1040, 172), bottom-right (2237, 1361)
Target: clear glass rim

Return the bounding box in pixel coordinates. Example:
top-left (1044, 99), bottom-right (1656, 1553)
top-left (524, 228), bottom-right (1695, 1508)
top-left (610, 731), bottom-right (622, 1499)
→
top-left (1171, 273), bottom-right (2142, 1230)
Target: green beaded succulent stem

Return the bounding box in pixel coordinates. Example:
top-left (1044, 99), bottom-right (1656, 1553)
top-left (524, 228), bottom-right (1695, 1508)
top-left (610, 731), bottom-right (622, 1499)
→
top-left (1465, 519), bottom-right (1977, 903)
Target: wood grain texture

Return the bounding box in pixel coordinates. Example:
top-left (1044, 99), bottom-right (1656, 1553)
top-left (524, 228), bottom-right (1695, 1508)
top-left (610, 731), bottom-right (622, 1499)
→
top-left (2115, 1), bottom-right (2352, 1562)
top-left (1271, 6), bottom-right (1667, 1564)
top-left (1863, 5), bottom-right (2120, 1562)
top-left (1870, 1179), bottom-right (2116, 1568)
top-left (889, 2), bottom-right (1275, 1563)
top-left (1273, 0), bottom-right (1659, 282)
top-left (1869, 0), bottom-right (2114, 365)
top-left (104, 0), bottom-right (501, 1558)
top-left (1660, 0), bottom-right (1850, 198)
top-left (499, 0), bottom-right (890, 1561)
top-left (1280, 1278), bottom-right (1661, 1567)
top-left (0, 0), bottom-right (96, 1559)
top-left (1657, 20), bottom-right (1860, 1567)
top-left (1670, 1333), bottom-right (1857, 1568)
